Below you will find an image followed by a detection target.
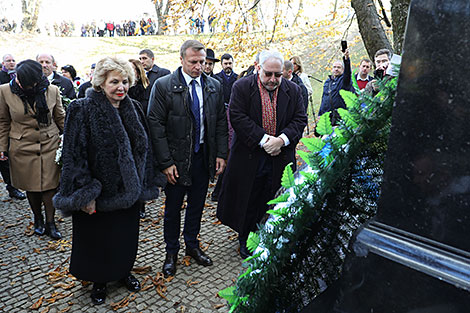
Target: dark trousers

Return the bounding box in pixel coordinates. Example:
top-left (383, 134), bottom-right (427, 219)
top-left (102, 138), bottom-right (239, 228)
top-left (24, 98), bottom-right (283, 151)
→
top-left (238, 154), bottom-right (273, 243)
top-left (0, 151), bottom-right (12, 187)
top-left (163, 147), bottom-right (209, 254)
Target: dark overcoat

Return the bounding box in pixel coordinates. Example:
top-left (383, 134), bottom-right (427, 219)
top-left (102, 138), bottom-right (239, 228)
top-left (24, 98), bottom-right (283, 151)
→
top-left (217, 75), bottom-right (307, 233)
top-left (53, 90), bottom-right (162, 215)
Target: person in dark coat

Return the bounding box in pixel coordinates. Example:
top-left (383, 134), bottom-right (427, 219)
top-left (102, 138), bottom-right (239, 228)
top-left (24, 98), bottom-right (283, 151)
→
top-left (138, 49), bottom-right (170, 112)
top-left (0, 53), bottom-right (26, 200)
top-left (217, 50), bottom-right (307, 259)
top-left (215, 53), bottom-right (238, 105)
top-left (283, 60), bottom-right (309, 113)
top-left (147, 40), bottom-right (228, 278)
top-left (53, 57), bottom-right (162, 305)
top-left (36, 53), bottom-right (76, 100)
top-left (77, 63), bottom-right (95, 98)
top-left (318, 49), bottom-right (352, 126)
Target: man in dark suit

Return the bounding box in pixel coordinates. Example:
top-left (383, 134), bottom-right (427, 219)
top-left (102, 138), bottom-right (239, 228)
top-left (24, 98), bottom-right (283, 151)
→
top-left (0, 54), bottom-right (26, 200)
top-left (147, 40), bottom-right (228, 277)
top-left (203, 48), bottom-right (220, 79)
top-left (139, 49), bottom-right (170, 112)
top-left (217, 50), bottom-right (307, 259)
top-left (36, 53), bottom-right (76, 100)
top-left (215, 53), bottom-right (238, 105)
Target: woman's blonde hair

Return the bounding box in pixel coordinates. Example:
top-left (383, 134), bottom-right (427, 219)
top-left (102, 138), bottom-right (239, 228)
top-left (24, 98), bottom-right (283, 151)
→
top-left (128, 58), bottom-right (150, 89)
top-left (290, 55), bottom-right (303, 73)
top-left (92, 57), bottom-right (135, 91)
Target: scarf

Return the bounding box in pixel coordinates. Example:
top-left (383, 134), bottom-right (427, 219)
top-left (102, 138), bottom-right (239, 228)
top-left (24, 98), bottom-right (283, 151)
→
top-left (10, 76), bottom-right (51, 127)
top-left (2, 65), bottom-right (16, 80)
top-left (257, 75), bottom-right (278, 136)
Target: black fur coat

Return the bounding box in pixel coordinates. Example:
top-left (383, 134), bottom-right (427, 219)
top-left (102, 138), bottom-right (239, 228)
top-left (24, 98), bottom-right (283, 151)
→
top-left (53, 89), bottom-right (163, 215)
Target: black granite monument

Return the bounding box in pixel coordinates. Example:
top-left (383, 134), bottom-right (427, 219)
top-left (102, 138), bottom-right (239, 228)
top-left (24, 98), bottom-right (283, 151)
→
top-left (302, 0), bottom-right (470, 312)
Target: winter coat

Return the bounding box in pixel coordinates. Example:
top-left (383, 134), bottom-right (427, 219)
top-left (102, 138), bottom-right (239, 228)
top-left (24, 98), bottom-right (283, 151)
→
top-left (145, 64), bottom-right (170, 112)
top-left (319, 57), bottom-right (353, 117)
top-left (147, 67), bottom-right (228, 186)
top-left (53, 90), bottom-right (162, 215)
top-left (291, 73), bottom-right (309, 112)
top-left (0, 84), bottom-right (65, 191)
top-left (217, 75), bottom-right (307, 233)
top-left (51, 72), bottom-right (76, 100)
top-left (215, 70), bottom-right (238, 104)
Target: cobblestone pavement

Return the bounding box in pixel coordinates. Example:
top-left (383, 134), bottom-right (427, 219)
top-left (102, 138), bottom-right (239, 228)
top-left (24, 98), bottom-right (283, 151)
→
top-left (0, 182), bottom-right (244, 312)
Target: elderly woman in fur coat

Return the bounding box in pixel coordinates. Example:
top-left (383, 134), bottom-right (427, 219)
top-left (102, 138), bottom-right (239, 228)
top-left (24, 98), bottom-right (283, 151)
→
top-left (53, 57), bottom-right (162, 305)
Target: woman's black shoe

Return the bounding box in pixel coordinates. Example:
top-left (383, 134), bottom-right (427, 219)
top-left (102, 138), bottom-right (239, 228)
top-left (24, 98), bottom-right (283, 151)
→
top-left (120, 274), bottom-right (141, 292)
top-left (90, 283), bottom-right (107, 305)
top-left (45, 222), bottom-right (62, 240)
top-left (33, 216), bottom-right (45, 236)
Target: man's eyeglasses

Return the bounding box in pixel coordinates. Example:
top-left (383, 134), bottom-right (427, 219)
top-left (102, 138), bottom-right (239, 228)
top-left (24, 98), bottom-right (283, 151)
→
top-left (263, 70), bottom-right (283, 78)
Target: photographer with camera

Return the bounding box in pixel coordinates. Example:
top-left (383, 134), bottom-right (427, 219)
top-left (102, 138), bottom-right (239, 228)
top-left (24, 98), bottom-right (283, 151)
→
top-left (364, 48), bottom-right (392, 96)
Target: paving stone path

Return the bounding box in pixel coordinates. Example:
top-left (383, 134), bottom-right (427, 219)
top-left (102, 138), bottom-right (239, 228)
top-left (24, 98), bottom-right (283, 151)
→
top-left (0, 182), bottom-right (244, 312)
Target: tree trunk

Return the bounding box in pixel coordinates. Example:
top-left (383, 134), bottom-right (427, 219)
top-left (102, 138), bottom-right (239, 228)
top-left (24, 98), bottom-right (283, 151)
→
top-left (350, 0), bottom-right (392, 61)
top-left (154, 0), bottom-right (170, 35)
top-left (21, 0), bottom-right (41, 32)
top-left (391, 0), bottom-right (411, 54)
top-left (292, 0), bottom-right (303, 26)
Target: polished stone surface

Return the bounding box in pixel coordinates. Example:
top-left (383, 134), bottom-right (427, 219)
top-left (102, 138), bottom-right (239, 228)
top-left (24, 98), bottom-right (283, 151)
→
top-left (377, 0), bottom-right (470, 252)
top-left (303, 1), bottom-right (470, 312)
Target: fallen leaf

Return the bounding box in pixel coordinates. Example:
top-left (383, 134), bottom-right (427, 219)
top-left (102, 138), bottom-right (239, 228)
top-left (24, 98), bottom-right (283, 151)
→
top-left (53, 282), bottom-right (75, 290)
top-left (212, 220), bottom-right (222, 225)
top-left (33, 248), bottom-right (41, 254)
top-left (40, 307), bottom-right (50, 313)
top-left (214, 304), bottom-right (225, 309)
top-left (31, 296), bottom-right (44, 310)
top-left (132, 265), bottom-right (152, 274)
top-left (186, 280), bottom-right (200, 287)
top-left (8, 246), bottom-right (18, 251)
top-left (181, 256), bottom-right (191, 266)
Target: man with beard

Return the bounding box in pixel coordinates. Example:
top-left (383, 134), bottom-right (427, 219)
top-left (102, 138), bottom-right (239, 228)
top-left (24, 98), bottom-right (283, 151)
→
top-left (36, 53), bottom-right (76, 100)
top-left (0, 54), bottom-right (26, 200)
top-left (216, 53), bottom-right (238, 105)
top-left (217, 50), bottom-right (307, 259)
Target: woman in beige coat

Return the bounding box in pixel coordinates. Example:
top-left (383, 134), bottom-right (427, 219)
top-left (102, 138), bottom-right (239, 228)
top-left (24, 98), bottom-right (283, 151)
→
top-left (0, 59), bottom-right (65, 239)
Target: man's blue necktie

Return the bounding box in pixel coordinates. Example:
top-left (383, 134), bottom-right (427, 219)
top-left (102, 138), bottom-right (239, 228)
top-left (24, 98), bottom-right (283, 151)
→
top-left (190, 79), bottom-right (201, 153)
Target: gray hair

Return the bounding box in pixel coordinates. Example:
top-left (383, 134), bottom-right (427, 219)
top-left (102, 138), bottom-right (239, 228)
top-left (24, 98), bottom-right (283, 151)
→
top-left (36, 53), bottom-right (55, 64)
top-left (180, 40), bottom-right (206, 59)
top-left (2, 54), bottom-right (13, 62)
top-left (284, 60), bottom-right (294, 71)
top-left (259, 50), bottom-right (284, 67)
top-left (92, 57), bottom-right (135, 91)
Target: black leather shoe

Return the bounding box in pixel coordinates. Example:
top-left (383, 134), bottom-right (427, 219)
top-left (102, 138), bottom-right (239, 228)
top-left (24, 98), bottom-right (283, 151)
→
top-left (45, 222), bottom-right (62, 240)
top-left (7, 186), bottom-right (26, 200)
top-left (90, 283), bottom-right (106, 305)
top-left (239, 242), bottom-right (252, 260)
top-left (120, 274), bottom-right (140, 292)
top-left (33, 216), bottom-right (45, 236)
top-left (186, 247), bottom-right (213, 266)
top-left (162, 254), bottom-right (177, 278)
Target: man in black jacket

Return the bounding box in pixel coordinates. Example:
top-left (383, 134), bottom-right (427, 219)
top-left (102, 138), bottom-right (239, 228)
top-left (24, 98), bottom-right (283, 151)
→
top-left (0, 54), bottom-right (16, 84)
top-left (139, 49), bottom-right (170, 111)
top-left (283, 59), bottom-right (309, 113)
top-left (0, 54), bottom-right (26, 200)
top-left (147, 40), bottom-right (228, 278)
top-left (36, 53), bottom-right (76, 100)
top-left (215, 53), bottom-right (238, 105)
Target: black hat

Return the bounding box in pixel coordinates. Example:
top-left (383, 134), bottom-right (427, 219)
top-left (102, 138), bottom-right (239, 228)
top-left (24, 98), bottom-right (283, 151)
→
top-left (16, 59), bottom-right (43, 89)
top-left (206, 49), bottom-right (220, 62)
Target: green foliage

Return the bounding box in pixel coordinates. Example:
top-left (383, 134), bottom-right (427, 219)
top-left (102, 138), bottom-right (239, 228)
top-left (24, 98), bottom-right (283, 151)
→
top-left (246, 232), bottom-right (260, 252)
top-left (280, 163), bottom-right (295, 189)
top-left (315, 112), bottom-right (333, 135)
top-left (340, 89), bottom-right (359, 110)
top-left (221, 77), bottom-right (398, 313)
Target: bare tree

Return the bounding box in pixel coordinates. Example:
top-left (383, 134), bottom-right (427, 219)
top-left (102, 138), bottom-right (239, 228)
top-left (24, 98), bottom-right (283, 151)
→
top-left (21, 0), bottom-right (41, 32)
top-left (153, 0), bottom-right (171, 35)
top-left (391, 0), bottom-right (411, 54)
top-left (350, 0), bottom-right (392, 61)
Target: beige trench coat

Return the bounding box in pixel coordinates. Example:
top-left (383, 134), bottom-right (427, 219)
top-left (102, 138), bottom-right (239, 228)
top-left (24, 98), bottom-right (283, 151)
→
top-left (0, 84), bottom-right (65, 192)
